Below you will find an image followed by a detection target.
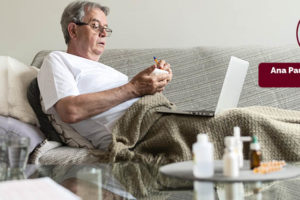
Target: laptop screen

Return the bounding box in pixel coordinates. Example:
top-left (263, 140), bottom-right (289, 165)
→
top-left (214, 56), bottom-right (249, 115)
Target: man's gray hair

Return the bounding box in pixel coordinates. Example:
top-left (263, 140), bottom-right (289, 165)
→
top-left (61, 1), bottom-right (109, 44)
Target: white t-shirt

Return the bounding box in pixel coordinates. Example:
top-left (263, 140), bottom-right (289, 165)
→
top-left (37, 51), bottom-right (139, 150)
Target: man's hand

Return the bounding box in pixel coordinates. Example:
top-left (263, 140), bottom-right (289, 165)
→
top-left (156, 59), bottom-right (173, 83)
top-left (129, 60), bottom-right (172, 97)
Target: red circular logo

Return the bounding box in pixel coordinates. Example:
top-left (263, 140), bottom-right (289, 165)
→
top-left (297, 20), bottom-right (300, 46)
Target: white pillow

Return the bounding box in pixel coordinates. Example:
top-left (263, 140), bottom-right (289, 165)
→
top-left (0, 57), bottom-right (8, 116)
top-left (0, 56), bottom-right (39, 124)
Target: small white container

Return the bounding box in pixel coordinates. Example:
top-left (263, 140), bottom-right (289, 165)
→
top-left (151, 68), bottom-right (169, 75)
top-left (193, 134), bottom-right (214, 178)
top-left (223, 136), bottom-right (239, 177)
top-left (234, 127), bottom-right (244, 168)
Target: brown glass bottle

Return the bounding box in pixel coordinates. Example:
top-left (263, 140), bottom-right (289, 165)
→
top-left (250, 136), bottom-right (262, 169)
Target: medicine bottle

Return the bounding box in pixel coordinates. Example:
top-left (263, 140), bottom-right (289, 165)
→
top-left (193, 134), bottom-right (214, 178)
top-left (250, 136), bottom-right (262, 169)
top-left (223, 136), bottom-right (239, 177)
top-left (233, 126), bottom-right (244, 168)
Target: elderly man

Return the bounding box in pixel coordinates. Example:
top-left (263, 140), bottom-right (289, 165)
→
top-left (37, 1), bottom-right (172, 150)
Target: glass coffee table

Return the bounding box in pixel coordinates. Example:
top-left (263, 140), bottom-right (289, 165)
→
top-left (4, 161), bottom-right (300, 200)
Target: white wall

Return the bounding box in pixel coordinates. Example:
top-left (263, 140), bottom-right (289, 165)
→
top-left (0, 0), bottom-right (299, 65)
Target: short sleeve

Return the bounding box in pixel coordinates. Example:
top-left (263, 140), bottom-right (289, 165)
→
top-left (37, 52), bottom-right (80, 112)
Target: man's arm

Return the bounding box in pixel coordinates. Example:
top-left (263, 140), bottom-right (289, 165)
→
top-left (55, 64), bottom-right (172, 123)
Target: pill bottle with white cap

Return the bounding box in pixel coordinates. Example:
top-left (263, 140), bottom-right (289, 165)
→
top-left (193, 133), bottom-right (214, 178)
top-left (223, 136), bottom-right (239, 177)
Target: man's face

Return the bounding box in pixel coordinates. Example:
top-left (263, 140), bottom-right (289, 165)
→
top-left (73, 8), bottom-right (108, 60)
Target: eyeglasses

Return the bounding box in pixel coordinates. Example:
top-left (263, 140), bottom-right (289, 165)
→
top-left (75, 20), bottom-right (112, 37)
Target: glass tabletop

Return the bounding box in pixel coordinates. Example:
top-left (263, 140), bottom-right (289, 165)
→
top-left (4, 161), bottom-right (300, 200)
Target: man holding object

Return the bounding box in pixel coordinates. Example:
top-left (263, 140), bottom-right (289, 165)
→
top-left (37, 1), bottom-right (172, 150)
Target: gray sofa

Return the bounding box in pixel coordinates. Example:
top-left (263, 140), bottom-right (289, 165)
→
top-left (29, 45), bottom-right (300, 165)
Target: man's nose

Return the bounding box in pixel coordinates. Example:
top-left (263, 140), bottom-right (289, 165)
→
top-left (99, 29), bottom-right (107, 37)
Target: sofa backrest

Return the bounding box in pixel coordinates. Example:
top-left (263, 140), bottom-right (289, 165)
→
top-left (31, 46), bottom-right (300, 111)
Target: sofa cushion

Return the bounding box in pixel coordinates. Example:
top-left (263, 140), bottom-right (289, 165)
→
top-left (27, 78), bottom-right (63, 142)
top-left (29, 139), bottom-right (103, 165)
top-left (0, 58), bottom-right (8, 116)
top-left (31, 46), bottom-right (300, 113)
top-left (0, 56), bottom-right (39, 124)
top-left (0, 115), bottom-right (45, 153)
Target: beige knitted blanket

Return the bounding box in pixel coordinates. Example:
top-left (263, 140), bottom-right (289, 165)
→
top-left (107, 93), bottom-right (300, 164)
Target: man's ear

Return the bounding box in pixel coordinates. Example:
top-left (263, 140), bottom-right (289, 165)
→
top-left (67, 23), bottom-right (77, 40)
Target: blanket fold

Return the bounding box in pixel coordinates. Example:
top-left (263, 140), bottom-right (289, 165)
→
top-left (106, 93), bottom-right (300, 164)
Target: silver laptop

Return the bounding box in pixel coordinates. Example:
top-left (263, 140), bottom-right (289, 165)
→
top-left (156, 56), bottom-right (249, 117)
